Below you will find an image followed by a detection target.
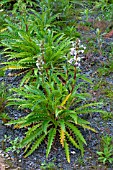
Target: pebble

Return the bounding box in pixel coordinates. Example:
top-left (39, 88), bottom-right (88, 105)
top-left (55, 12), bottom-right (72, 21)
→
top-left (5, 154), bottom-right (9, 158)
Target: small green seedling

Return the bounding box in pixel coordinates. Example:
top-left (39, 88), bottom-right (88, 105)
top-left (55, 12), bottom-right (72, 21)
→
top-left (97, 135), bottom-right (113, 164)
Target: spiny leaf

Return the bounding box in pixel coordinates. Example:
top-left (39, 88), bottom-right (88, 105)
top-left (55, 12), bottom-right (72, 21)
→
top-left (80, 124), bottom-right (97, 133)
top-left (77, 117), bottom-right (90, 125)
top-left (24, 134), bottom-right (46, 158)
top-left (80, 74), bottom-right (93, 84)
top-left (1, 65), bottom-right (29, 71)
top-left (6, 117), bottom-right (25, 125)
top-left (76, 109), bottom-right (108, 115)
top-left (0, 28), bottom-right (7, 33)
top-left (66, 122), bottom-right (86, 145)
top-left (69, 113), bottom-right (78, 124)
top-left (60, 128), bottom-right (65, 147)
top-left (42, 120), bottom-right (51, 134)
top-left (46, 128), bottom-right (56, 158)
top-left (58, 119), bottom-right (65, 131)
top-left (75, 102), bottom-right (103, 111)
top-left (76, 136), bottom-right (84, 157)
top-left (20, 70), bottom-right (32, 87)
top-left (64, 140), bottom-right (70, 163)
top-left (21, 127), bottom-right (43, 148)
top-left (24, 143), bottom-right (31, 154)
top-left (25, 123), bottom-right (41, 136)
top-left (65, 131), bottom-right (80, 149)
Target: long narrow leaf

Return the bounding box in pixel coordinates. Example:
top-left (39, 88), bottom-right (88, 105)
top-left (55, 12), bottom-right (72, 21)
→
top-left (46, 128), bottom-right (56, 158)
top-left (64, 140), bottom-right (70, 163)
top-left (24, 134), bottom-right (46, 157)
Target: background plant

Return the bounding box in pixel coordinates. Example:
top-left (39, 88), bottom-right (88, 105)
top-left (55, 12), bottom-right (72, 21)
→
top-left (97, 135), bottom-right (113, 164)
top-left (93, 0), bottom-right (113, 21)
top-left (0, 0), bottom-right (84, 87)
top-left (1, 22), bottom-right (71, 86)
top-left (3, 135), bottom-right (21, 154)
top-left (40, 160), bottom-right (57, 170)
top-left (0, 82), bottom-right (8, 114)
top-left (0, 82), bottom-right (10, 123)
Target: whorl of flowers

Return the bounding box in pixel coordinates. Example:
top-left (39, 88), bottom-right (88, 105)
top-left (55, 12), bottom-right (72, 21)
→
top-left (36, 57), bottom-right (44, 70)
top-left (68, 38), bottom-right (86, 67)
top-left (36, 41), bottom-right (45, 74)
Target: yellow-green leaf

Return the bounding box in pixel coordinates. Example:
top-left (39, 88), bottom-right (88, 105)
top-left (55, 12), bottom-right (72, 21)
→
top-left (64, 140), bottom-right (70, 163)
top-left (60, 128), bottom-right (65, 147)
top-left (61, 93), bottom-right (71, 107)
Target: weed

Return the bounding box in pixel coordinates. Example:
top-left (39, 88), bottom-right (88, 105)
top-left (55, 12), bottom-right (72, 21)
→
top-left (40, 161), bottom-right (57, 170)
top-left (4, 135), bottom-right (21, 154)
top-left (97, 135), bottom-right (113, 164)
top-left (0, 113), bottom-right (10, 123)
top-left (0, 82), bottom-right (8, 114)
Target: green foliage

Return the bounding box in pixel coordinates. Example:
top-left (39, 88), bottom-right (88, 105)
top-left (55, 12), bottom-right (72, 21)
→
top-left (40, 160), bottom-right (57, 170)
top-left (0, 82), bottom-right (8, 114)
top-left (0, 6), bottom-right (73, 86)
top-left (97, 60), bottom-right (113, 76)
top-left (6, 69), bottom-right (106, 162)
top-left (0, 113), bottom-right (10, 124)
top-left (97, 135), bottom-right (113, 164)
top-left (0, 0), bottom-right (38, 11)
top-left (101, 111), bottom-right (113, 120)
top-left (94, 0), bottom-right (113, 21)
top-left (4, 135), bottom-right (21, 154)
top-left (1, 20), bottom-right (71, 85)
top-left (0, 82), bottom-right (10, 123)
top-left (1, 0), bottom-right (110, 164)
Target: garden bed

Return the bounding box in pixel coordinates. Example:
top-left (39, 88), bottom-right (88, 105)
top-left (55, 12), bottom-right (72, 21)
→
top-left (0, 1), bottom-right (113, 169)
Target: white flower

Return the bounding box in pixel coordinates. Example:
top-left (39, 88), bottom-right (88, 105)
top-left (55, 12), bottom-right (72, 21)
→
top-left (79, 50), bottom-right (84, 53)
top-left (36, 57), bottom-right (44, 70)
top-left (77, 57), bottom-right (81, 62)
top-left (70, 48), bottom-right (75, 55)
top-left (75, 62), bottom-right (81, 67)
top-left (36, 62), bottom-right (40, 69)
top-left (68, 39), bottom-right (86, 67)
top-left (68, 58), bottom-right (74, 64)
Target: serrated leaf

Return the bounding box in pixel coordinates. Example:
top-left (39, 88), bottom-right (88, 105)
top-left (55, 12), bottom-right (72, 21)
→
top-left (80, 124), bottom-right (97, 133)
top-left (60, 128), bottom-right (65, 147)
top-left (65, 131), bottom-right (80, 149)
top-left (64, 140), bottom-right (70, 163)
top-left (70, 113), bottom-right (78, 124)
top-left (66, 122), bottom-right (86, 145)
top-left (24, 134), bottom-right (46, 157)
top-left (76, 136), bottom-right (84, 156)
top-left (21, 127), bottom-right (43, 148)
top-left (25, 123), bottom-right (41, 136)
top-left (80, 75), bottom-right (93, 84)
top-left (75, 102), bottom-right (103, 111)
top-left (0, 28), bottom-right (7, 33)
top-left (46, 128), bottom-right (56, 158)
top-left (20, 70), bottom-right (32, 87)
top-left (42, 120), bottom-right (51, 134)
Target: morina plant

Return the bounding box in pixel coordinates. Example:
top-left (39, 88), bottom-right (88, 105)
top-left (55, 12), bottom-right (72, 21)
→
top-left (0, 3), bottom-right (71, 86)
top-left (6, 49), bottom-right (107, 162)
